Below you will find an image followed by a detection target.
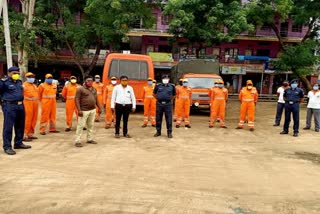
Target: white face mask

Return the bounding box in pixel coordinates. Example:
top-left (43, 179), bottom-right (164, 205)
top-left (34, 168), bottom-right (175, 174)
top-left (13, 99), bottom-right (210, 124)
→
top-left (111, 80), bottom-right (117, 85)
top-left (162, 79), bottom-right (169, 84)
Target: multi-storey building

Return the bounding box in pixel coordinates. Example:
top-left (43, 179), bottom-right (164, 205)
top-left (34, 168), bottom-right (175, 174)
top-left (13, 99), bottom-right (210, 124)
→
top-left (1, 0), bottom-right (317, 94)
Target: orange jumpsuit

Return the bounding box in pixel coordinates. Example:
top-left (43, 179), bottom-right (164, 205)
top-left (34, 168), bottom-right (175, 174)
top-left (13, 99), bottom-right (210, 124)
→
top-left (93, 82), bottom-right (104, 121)
top-left (176, 86), bottom-right (192, 126)
top-left (23, 81), bottom-right (39, 138)
top-left (38, 82), bottom-right (57, 133)
top-left (238, 87), bottom-right (258, 129)
top-left (174, 85), bottom-right (182, 121)
top-left (142, 85), bottom-right (156, 126)
top-left (62, 83), bottom-right (79, 129)
top-left (103, 84), bottom-right (115, 127)
top-left (208, 87), bottom-right (228, 127)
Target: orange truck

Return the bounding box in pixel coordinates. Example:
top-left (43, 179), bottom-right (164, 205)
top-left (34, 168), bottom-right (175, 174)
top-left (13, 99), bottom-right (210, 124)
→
top-left (171, 59), bottom-right (222, 108)
top-left (183, 73), bottom-right (222, 108)
top-left (102, 53), bottom-right (154, 105)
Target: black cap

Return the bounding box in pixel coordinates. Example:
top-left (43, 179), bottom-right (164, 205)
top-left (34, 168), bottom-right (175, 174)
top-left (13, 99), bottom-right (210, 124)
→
top-left (162, 74), bottom-right (169, 79)
top-left (290, 79), bottom-right (298, 84)
top-left (8, 66), bottom-right (20, 72)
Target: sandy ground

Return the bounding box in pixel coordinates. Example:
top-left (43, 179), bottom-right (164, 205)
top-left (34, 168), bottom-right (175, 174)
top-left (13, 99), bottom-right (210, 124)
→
top-left (1, 100), bottom-right (320, 214)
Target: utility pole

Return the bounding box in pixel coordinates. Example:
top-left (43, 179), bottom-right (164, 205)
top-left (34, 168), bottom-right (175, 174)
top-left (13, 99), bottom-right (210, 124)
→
top-left (1, 0), bottom-right (13, 68)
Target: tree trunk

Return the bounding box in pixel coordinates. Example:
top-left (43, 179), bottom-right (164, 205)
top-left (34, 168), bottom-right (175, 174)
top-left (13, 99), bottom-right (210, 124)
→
top-left (299, 75), bottom-right (312, 92)
top-left (86, 40), bottom-right (102, 76)
top-left (270, 22), bottom-right (284, 50)
top-left (18, 0), bottom-right (36, 79)
top-left (66, 41), bottom-right (86, 81)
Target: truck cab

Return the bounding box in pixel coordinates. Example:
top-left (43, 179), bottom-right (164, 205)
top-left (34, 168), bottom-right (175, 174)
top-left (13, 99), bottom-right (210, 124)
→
top-left (183, 73), bottom-right (222, 108)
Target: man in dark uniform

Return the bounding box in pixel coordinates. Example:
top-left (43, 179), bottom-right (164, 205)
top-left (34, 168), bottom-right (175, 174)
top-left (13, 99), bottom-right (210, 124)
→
top-left (0, 66), bottom-right (32, 155)
top-left (280, 79), bottom-right (304, 137)
top-left (153, 74), bottom-right (176, 138)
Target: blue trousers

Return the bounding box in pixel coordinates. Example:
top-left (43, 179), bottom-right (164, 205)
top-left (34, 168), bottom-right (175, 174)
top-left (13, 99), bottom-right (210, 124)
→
top-left (156, 102), bottom-right (173, 135)
top-left (283, 103), bottom-right (299, 133)
top-left (2, 103), bottom-right (25, 150)
top-left (275, 102), bottom-right (285, 125)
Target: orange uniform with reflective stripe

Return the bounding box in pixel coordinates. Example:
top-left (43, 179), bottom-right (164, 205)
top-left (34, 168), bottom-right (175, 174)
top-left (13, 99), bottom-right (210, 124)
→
top-left (176, 86), bottom-right (192, 126)
top-left (103, 84), bottom-right (115, 127)
top-left (142, 85), bottom-right (156, 125)
top-left (93, 82), bottom-right (104, 121)
top-left (62, 83), bottom-right (80, 129)
top-left (38, 83), bottom-right (57, 133)
top-left (174, 85), bottom-right (182, 121)
top-left (23, 81), bottom-right (39, 138)
top-left (238, 87), bottom-right (258, 128)
top-left (208, 87), bottom-right (228, 127)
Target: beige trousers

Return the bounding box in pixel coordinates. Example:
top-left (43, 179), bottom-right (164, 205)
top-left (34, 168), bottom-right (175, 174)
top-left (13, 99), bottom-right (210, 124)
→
top-left (75, 109), bottom-right (96, 143)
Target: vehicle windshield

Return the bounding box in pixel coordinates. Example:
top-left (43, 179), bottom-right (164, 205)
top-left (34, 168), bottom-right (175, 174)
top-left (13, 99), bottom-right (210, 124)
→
top-left (109, 59), bottom-right (149, 80)
top-left (186, 77), bottom-right (220, 89)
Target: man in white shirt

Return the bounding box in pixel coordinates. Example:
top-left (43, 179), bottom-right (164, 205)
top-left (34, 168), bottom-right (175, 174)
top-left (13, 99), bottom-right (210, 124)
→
top-left (303, 83), bottom-right (320, 132)
top-left (273, 80), bottom-right (289, 126)
top-left (111, 75), bottom-right (136, 138)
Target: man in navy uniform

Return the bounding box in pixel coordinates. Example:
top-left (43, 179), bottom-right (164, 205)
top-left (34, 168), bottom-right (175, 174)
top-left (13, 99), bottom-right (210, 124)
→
top-left (153, 74), bottom-right (176, 138)
top-left (280, 79), bottom-right (304, 137)
top-left (0, 66), bottom-right (31, 155)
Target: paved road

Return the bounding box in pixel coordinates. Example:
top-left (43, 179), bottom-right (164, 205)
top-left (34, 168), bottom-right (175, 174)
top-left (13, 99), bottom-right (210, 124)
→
top-left (0, 101), bottom-right (320, 214)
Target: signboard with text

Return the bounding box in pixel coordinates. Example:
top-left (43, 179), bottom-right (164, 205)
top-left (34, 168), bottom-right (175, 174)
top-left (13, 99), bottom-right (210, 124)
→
top-left (221, 66), bottom-right (246, 75)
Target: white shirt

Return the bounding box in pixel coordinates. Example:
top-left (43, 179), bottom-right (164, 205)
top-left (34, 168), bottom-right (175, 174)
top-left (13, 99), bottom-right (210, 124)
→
top-left (111, 84), bottom-right (136, 109)
top-left (277, 86), bottom-right (285, 103)
top-left (307, 90), bottom-right (320, 109)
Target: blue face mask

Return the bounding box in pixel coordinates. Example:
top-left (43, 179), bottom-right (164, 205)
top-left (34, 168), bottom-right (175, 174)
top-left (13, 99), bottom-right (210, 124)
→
top-left (27, 78), bottom-right (35, 83)
top-left (218, 84), bottom-right (224, 88)
top-left (313, 86), bottom-right (319, 90)
top-left (95, 78), bottom-right (100, 83)
top-left (45, 78), bottom-right (53, 84)
top-left (148, 81), bottom-right (153, 85)
top-left (291, 83), bottom-right (298, 89)
top-left (183, 82), bottom-right (188, 86)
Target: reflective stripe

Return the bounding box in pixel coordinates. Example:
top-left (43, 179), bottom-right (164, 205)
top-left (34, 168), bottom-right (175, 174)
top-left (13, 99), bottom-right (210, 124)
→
top-left (214, 97), bottom-right (225, 100)
top-left (97, 92), bottom-right (102, 95)
top-left (24, 97), bottom-right (39, 101)
top-left (42, 95), bottom-right (56, 98)
top-left (179, 96), bottom-right (190, 99)
top-left (242, 98), bottom-right (254, 101)
top-left (145, 96), bottom-right (153, 98)
top-left (67, 96), bottom-right (75, 99)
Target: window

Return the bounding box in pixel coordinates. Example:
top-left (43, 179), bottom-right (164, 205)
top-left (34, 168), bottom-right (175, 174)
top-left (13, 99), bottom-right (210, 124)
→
top-left (225, 48), bottom-right (238, 58)
top-left (161, 15), bottom-right (172, 25)
top-left (260, 23), bottom-right (271, 31)
top-left (109, 59), bottom-right (149, 80)
top-left (187, 78), bottom-right (220, 89)
top-left (292, 24), bottom-right (302, 32)
top-left (258, 41), bottom-right (271, 46)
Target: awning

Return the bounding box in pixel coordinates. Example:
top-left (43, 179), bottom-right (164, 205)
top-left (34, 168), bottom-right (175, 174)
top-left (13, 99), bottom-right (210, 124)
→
top-left (237, 55), bottom-right (270, 61)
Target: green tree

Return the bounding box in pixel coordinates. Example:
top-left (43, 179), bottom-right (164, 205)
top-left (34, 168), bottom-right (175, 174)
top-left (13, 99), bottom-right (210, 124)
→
top-left (0, 0), bottom-right (51, 78)
top-left (274, 41), bottom-right (320, 90)
top-left (36, 0), bottom-right (155, 79)
top-left (246, 0), bottom-right (320, 90)
top-left (163, 0), bottom-right (252, 58)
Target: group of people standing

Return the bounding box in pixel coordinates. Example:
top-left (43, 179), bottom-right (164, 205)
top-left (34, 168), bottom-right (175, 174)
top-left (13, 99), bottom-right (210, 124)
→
top-left (274, 79), bottom-right (319, 137)
top-left (1, 66), bottom-right (318, 155)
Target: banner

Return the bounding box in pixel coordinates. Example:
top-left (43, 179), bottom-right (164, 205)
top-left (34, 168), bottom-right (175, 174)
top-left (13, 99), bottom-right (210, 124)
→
top-left (148, 52), bottom-right (174, 62)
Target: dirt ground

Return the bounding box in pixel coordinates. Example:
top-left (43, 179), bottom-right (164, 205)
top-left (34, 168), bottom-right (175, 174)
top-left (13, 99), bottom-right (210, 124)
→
top-left (1, 100), bottom-right (320, 214)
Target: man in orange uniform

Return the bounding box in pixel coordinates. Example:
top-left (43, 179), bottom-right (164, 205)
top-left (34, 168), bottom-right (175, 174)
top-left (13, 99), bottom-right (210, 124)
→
top-left (93, 74), bottom-right (104, 122)
top-left (208, 79), bottom-right (228, 128)
top-left (142, 77), bottom-right (156, 127)
top-left (236, 80), bottom-right (258, 131)
top-left (176, 79), bottom-right (192, 128)
top-left (103, 76), bottom-right (117, 129)
top-left (23, 72), bottom-right (39, 141)
top-left (62, 76), bottom-right (80, 132)
top-left (173, 79), bottom-right (183, 122)
top-left (38, 73), bottom-right (59, 135)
